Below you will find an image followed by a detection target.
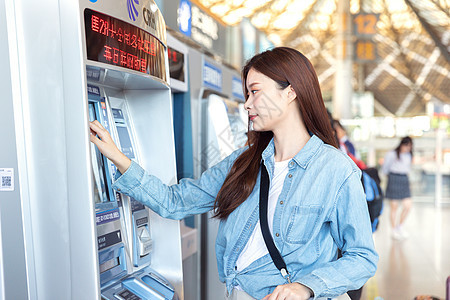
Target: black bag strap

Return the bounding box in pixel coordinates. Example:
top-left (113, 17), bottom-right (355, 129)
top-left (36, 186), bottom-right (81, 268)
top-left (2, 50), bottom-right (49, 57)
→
top-left (259, 162), bottom-right (291, 283)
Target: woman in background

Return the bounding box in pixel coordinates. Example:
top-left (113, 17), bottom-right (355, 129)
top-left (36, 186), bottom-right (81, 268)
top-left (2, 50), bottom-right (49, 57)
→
top-left (382, 136), bottom-right (413, 240)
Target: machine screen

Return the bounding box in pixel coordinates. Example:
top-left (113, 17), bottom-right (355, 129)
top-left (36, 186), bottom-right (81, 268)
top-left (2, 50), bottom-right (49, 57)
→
top-left (89, 103), bottom-right (110, 203)
top-left (84, 9), bottom-right (166, 81)
top-left (168, 47), bottom-right (185, 82)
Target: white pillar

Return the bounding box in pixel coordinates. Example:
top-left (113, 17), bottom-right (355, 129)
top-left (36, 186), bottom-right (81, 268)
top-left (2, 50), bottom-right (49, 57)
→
top-left (333, 0), bottom-right (353, 119)
top-left (435, 128), bottom-right (443, 207)
top-left (368, 126), bottom-right (376, 166)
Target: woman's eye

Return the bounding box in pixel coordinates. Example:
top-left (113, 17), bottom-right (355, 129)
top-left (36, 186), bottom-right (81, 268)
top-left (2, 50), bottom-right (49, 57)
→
top-left (250, 90), bottom-right (258, 95)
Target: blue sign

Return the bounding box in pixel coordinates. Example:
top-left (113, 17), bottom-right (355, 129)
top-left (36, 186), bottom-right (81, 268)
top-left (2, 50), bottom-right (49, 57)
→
top-left (87, 84), bottom-right (101, 98)
top-left (96, 208), bottom-right (120, 225)
top-left (232, 76), bottom-right (245, 100)
top-left (178, 0), bottom-right (192, 37)
top-left (203, 61), bottom-right (222, 92)
top-left (127, 0), bottom-right (140, 21)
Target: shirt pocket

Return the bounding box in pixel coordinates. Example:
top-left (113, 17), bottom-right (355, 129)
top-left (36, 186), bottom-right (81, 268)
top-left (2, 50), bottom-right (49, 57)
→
top-left (285, 205), bottom-right (322, 244)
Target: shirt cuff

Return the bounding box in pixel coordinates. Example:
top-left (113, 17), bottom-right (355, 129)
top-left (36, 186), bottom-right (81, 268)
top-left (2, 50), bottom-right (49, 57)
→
top-left (112, 160), bottom-right (145, 194)
top-left (296, 273), bottom-right (327, 300)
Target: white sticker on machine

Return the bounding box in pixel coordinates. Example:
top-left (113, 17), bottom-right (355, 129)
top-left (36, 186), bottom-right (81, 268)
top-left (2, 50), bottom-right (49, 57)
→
top-left (0, 168), bottom-right (14, 191)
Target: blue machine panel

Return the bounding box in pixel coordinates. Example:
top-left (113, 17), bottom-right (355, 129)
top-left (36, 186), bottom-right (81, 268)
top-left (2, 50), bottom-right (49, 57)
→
top-left (203, 61), bottom-right (222, 92)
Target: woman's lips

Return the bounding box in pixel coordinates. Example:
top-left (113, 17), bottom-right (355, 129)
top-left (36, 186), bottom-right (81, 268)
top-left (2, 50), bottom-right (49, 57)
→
top-left (249, 115), bottom-right (257, 121)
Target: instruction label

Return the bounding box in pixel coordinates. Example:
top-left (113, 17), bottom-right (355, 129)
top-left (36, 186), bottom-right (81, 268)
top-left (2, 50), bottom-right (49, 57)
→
top-left (0, 168), bottom-right (14, 191)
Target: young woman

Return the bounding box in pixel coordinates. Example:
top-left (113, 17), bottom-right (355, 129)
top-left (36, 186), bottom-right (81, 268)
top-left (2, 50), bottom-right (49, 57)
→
top-left (382, 136), bottom-right (413, 240)
top-left (90, 47), bottom-right (378, 300)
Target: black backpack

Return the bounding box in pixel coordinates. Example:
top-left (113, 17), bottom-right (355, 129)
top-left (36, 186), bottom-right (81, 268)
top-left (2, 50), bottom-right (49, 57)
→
top-left (361, 167), bottom-right (383, 232)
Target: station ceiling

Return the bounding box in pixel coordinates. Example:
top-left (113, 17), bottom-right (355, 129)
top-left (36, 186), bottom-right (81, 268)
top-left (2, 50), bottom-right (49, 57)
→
top-left (198, 0), bottom-right (450, 117)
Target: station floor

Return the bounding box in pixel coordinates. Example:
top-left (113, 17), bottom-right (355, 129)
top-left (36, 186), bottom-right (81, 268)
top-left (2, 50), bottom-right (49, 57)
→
top-left (360, 201), bottom-right (450, 300)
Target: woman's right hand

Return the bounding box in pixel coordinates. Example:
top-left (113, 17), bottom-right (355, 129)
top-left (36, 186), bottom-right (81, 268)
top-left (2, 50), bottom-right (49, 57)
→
top-left (261, 283), bottom-right (313, 300)
top-left (90, 120), bottom-right (131, 174)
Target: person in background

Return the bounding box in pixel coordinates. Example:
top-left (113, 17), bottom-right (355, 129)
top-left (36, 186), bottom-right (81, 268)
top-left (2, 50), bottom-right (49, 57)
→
top-left (382, 136), bottom-right (413, 240)
top-left (333, 120), bottom-right (367, 170)
top-left (90, 47), bottom-right (378, 300)
top-left (333, 120), bottom-right (356, 157)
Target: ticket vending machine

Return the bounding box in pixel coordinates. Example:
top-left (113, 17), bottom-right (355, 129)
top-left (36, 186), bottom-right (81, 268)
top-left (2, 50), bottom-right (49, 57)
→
top-left (167, 32), bottom-right (201, 300)
top-left (82, 1), bottom-right (184, 298)
top-left (188, 48), bottom-right (248, 300)
top-left (227, 71), bottom-right (248, 148)
top-left (87, 76), bottom-right (179, 299)
top-left (201, 68), bottom-right (247, 300)
top-left (1, 0), bottom-right (183, 298)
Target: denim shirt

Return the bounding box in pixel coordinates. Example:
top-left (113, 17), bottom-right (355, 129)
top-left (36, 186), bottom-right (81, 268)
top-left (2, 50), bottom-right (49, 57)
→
top-left (112, 135), bottom-right (378, 299)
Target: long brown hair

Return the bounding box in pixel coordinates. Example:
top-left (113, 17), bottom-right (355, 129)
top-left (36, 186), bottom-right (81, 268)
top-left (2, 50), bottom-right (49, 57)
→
top-left (213, 47), bottom-right (337, 219)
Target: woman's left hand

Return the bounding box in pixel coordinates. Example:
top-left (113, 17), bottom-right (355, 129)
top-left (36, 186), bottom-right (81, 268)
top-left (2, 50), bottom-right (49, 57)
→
top-left (261, 283), bottom-right (313, 300)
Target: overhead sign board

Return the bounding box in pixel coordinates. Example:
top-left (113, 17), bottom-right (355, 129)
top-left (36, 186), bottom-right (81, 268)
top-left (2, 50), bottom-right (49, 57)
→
top-left (352, 13), bottom-right (379, 63)
top-left (174, 0), bottom-right (226, 58)
top-left (353, 13), bottom-right (379, 37)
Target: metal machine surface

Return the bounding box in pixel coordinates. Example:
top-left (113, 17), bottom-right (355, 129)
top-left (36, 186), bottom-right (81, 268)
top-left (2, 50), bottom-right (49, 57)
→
top-left (188, 47), bottom-right (248, 300)
top-left (108, 95), bottom-right (153, 271)
top-left (87, 88), bottom-right (128, 287)
top-left (167, 32), bottom-right (204, 300)
top-left (83, 1), bottom-right (183, 298)
top-left (1, 0), bottom-right (183, 298)
top-left (199, 93), bottom-right (247, 300)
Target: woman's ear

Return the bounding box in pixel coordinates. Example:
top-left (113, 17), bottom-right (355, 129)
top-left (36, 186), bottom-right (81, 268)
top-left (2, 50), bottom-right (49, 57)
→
top-left (287, 85), bottom-right (297, 103)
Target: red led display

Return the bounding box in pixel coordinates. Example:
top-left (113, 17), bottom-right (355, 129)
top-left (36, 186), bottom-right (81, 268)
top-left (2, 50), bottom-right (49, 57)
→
top-left (84, 9), bottom-right (166, 81)
top-left (168, 48), bottom-right (177, 62)
top-left (168, 46), bottom-right (185, 83)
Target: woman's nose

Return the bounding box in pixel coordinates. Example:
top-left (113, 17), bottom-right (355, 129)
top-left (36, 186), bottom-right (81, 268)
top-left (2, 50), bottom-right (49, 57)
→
top-left (244, 98), bottom-right (252, 111)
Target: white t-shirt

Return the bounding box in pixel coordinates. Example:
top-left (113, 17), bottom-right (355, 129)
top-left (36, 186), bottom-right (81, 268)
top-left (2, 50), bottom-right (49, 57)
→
top-left (382, 150), bottom-right (412, 175)
top-left (235, 159), bottom-right (290, 272)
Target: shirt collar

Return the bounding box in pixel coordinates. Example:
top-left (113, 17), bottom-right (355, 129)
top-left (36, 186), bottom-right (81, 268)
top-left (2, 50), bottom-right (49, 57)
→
top-left (261, 134), bottom-right (323, 169)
